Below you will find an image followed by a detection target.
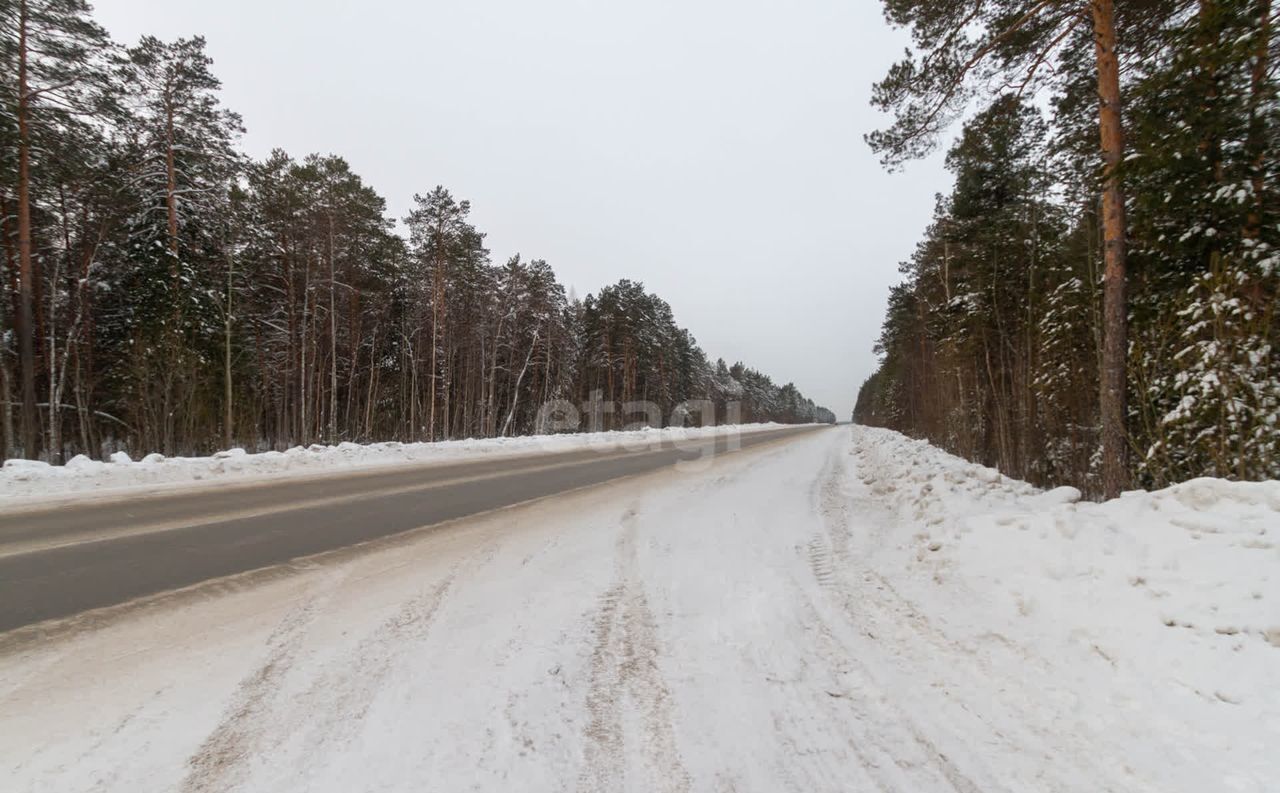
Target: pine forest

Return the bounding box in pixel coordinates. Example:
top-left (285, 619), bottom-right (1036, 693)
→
top-left (0, 1), bottom-right (835, 464)
top-left (857, 0), bottom-right (1277, 497)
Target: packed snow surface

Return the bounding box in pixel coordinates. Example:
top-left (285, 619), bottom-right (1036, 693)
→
top-left (2, 425), bottom-right (1277, 792)
top-left (0, 422), bottom-right (792, 506)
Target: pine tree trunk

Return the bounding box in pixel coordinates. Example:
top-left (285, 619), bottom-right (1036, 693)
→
top-left (224, 248), bottom-right (234, 450)
top-left (15, 0), bottom-right (39, 459)
top-left (429, 254), bottom-right (442, 441)
top-left (74, 351), bottom-right (89, 453)
top-left (0, 326), bottom-right (12, 459)
top-left (541, 322), bottom-right (553, 420)
top-left (486, 310), bottom-right (505, 437)
top-left (300, 260), bottom-right (310, 444)
top-left (165, 100), bottom-right (180, 264)
top-left (328, 211), bottom-right (337, 443)
top-left (1196, 0), bottom-right (1224, 190)
top-left (1091, 0), bottom-right (1130, 498)
top-left (0, 196), bottom-right (16, 459)
top-left (48, 189), bottom-right (69, 464)
top-left (408, 328), bottom-right (418, 439)
top-left (1245, 0), bottom-right (1271, 239)
top-left (162, 90), bottom-right (181, 454)
top-left (364, 321), bottom-right (379, 439)
top-left (345, 281), bottom-right (360, 438)
top-left (441, 323), bottom-right (452, 440)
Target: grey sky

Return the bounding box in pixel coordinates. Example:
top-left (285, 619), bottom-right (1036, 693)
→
top-left (94, 0), bottom-right (949, 418)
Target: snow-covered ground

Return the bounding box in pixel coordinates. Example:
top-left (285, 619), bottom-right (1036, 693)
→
top-left (0, 422), bottom-right (790, 508)
top-left (2, 425), bottom-right (1276, 792)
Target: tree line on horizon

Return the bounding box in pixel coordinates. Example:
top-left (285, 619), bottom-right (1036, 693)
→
top-left (855, 0), bottom-right (1277, 496)
top-left (0, 0), bottom-right (834, 462)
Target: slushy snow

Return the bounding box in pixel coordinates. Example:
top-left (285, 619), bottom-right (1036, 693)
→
top-left (1, 425), bottom-right (1276, 792)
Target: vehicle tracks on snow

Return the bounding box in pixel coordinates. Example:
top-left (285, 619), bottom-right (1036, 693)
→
top-left (180, 589), bottom-right (331, 793)
top-left (180, 535), bottom-right (501, 792)
top-left (577, 504), bottom-right (691, 793)
top-left (793, 440), bottom-right (989, 793)
top-left (287, 566), bottom-right (467, 764)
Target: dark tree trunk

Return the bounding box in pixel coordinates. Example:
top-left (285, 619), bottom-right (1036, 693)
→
top-left (15, 0), bottom-right (40, 458)
top-left (1245, 0), bottom-right (1271, 240)
top-left (1091, 0), bottom-right (1130, 498)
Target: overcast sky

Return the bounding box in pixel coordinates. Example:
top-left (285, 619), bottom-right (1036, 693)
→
top-left (94, 0), bottom-right (949, 418)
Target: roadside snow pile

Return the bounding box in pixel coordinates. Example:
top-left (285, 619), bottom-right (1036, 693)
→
top-left (850, 425), bottom-right (1280, 788)
top-left (853, 426), bottom-right (1279, 646)
top-left (0, 422), bottom-right (794, 505)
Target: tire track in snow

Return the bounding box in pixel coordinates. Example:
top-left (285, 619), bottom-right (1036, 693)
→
top-left (577, 504), bottom-right (691, 793)
top-left (180, 592), bottom-right (327, 793)
top-left (808, 535), bottom-right (836, 588)
top-left (579, 581), bottom-right (626, 788)
top-left (180, 536), bottom-right (500, 791)
top-left (295, 536), bottom-right (506, 763)
top-left (287, 570), bottom-right (462, 763)
top-left (814, 450), bottom-right (854, 561)
top-left (799, 439), bottom-right (989, 793)
top-left (782, 576), bottom-right (981, 793)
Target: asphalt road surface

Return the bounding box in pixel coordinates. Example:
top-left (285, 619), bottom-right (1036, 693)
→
top-left (0, 426), bottom-right (823, 634)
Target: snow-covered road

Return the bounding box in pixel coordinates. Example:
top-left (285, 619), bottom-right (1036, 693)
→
top-left (3, 426), bottom-right (1277, 792)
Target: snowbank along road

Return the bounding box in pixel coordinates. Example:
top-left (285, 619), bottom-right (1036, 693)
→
top-left (2, 425), bottom-right (1277, 792)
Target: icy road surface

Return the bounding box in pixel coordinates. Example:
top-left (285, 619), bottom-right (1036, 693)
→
top-left (3, 426), bottom-right (1277, 792)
